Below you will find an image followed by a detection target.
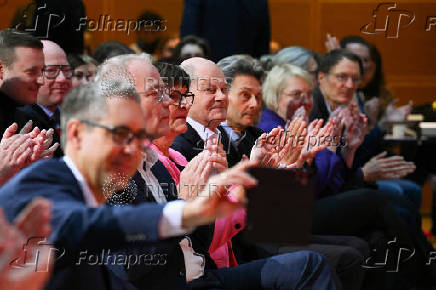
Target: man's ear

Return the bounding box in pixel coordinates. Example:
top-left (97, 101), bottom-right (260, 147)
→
top-left (318, 72), bottom-right (326, 84)
top-left (66, 120), bottom-right (83, 150)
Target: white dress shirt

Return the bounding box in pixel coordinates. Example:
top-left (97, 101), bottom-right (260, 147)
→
top-left (139, 147), bottom-right (205, 282)
top-left (62, 155), bottom-right (192, 239)
top-left (187, 117), bottom-right (219, 142)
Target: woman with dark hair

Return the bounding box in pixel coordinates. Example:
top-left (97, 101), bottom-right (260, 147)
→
top-left (67, 54), bottom-right (97, 88)
top-left (172, 35), bottom-right (211, 63)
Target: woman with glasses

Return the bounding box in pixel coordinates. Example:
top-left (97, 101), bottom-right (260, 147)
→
top-left (258, 63), bottom-right (314, 133)
top-left (67, 54), bottom-right (97, 88)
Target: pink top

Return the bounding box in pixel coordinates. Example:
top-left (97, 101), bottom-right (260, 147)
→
top-left (151, 144), bottom-right (245, 268)
top-left (151, 144), bottom-right (188, 185)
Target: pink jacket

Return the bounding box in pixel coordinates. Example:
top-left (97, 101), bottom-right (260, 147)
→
top-left (151, 145), bottom-right (245, 268)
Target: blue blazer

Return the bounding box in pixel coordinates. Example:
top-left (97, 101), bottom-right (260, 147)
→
top-left (0, 158), bottom-right (180, 290)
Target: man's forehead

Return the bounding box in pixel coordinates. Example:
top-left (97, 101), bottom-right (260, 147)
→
top-left (332, 59), bottom-right (360, 73)
top-left (44, 51), bottom-right (68, 65)
top-left (127, 61), bottom-right (161, 87)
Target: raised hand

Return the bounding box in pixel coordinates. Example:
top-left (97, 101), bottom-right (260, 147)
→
top-left (378, 99), bottom-right (413, 131)
top-left (181, 160), bottom-right (258, 228)
top-left (249, 128), bottom-right (284, 168)
top-left (363, 97), bottom-right (380, 130)
top-left (325, 33), bottom-right (340, 52)
top-left (179, 150), bottom-right (228, 201)
top-left (0, 124), bottom-right (34, 185)
top-left (291, 119), bottom-right (332, 168)
top-left (0, 198), bottom-right (53, 290)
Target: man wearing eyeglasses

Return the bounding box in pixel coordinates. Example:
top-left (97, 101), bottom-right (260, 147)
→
top-left (0, 79), bottom-right (260, 290)
top-left (20, 40), bottom-right (72, 157)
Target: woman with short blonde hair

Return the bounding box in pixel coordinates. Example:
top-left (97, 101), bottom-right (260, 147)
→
top-left (259, 63), bottom-right (314, 133)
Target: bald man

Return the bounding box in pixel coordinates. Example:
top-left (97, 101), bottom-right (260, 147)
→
top-left (20, 40), bottom-right (72, 156)
top-left (171, 57), bottom-right (238, 163)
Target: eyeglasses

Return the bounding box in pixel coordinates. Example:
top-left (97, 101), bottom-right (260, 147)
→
top-left (73, 71), bottom-right (95, 82)
top-left (331, 73), bottom-right (361, 86)
top-left (282, 90), bottom-right (313, 102)
top-left (80, 120), bottom-right (151, 150)
top-left (169, 90), bottom-right (195, 107)
top-left (43, 65), bottom-right (74, 80)
top-left (138, 85), bottom-right (171, 104)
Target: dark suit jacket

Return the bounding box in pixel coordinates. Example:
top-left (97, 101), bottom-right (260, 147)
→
top-left (123, 155), bottom-right (220, 290)
top-left (172, 124), bottom-right (268, 264)
top-left (20, 104), bottom-right (63, 157)
top-left (0, 91), bottom-right (29, 134)
top-left (180, 0), bottom-right (270, 62)
top-left (171, 123), bottom-right (244, 168)
top-left (217, 125), bottom-right (264, 165)
top-left (0, 158), bottom-right (184, 290)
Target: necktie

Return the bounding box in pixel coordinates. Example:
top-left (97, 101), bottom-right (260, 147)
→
top-left (51, 108), bottom-right (61, 136)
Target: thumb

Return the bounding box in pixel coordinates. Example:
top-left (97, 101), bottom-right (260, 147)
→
top-left (375, 151), bottom-right (388, 160)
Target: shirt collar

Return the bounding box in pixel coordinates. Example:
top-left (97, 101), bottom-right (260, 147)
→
top-left (62, 156), bottom-right (99, 208)
top-left (187, 117), bottom-right (219, 142)
top-left (324, 99), bottom-right (332, 114)
top-left (142, 146), bottom-right (159, 169)
top-left (37, 104), bottom-right (55, 118)
top-left (220, 121), bottom-right (240, 142)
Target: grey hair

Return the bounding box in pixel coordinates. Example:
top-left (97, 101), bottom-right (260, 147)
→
top-left (262, 64), bottom-right (313, 112)
top-left (60, 80), bottom-right (140, 150)
top-left (217, 54), bottom-right (264, 87)
top-left (272, 46), bottom-right (314, 70)
top-left (95, 53), bottom-right (152, 86)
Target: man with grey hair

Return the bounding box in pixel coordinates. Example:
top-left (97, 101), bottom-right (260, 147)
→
top-left (271, 46), bottom-right (319, 79)
top-left (216, 54), bottom-right (265, 165)
top-left (0, 80), bottom-right (257, 290)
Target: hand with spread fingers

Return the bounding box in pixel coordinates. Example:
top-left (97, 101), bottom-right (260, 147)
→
top-left (291, 119), bottom-right (332, 168)
top-left (0, 121), bottom-right (60, 186)
top-left (0, 198), bottom-right (53, 290)
top-left (249, 129), bottom-right (282, 168)
top-left (362, 151), bottom-right (416, 182)
top-left (0, 124), bottom-right (35, 185)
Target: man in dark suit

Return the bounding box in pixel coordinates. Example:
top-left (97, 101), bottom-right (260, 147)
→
top-left (0, 29), bottom-right (59, 184)
top-left (0, 29), bottom-right (44, 134)
top-left (20, 40), bottom-right (72, 157)
top-left (96, 56), bottom-right (342, 289)
top-left (0, 80), bottom-right (258, 289)
top-left (172, 57), bottom-right (241, 168)
top-left (180, 0), bottom-right (270, 62)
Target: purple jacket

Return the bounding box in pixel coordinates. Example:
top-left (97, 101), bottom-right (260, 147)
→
top-left (257, 108), bottom-right (362, 197)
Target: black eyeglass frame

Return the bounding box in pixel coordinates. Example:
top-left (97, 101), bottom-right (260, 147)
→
top-left (80, 119), bottom-right (151, 150)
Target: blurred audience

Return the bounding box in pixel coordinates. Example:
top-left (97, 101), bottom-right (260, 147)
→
top-left (172, 35), bottom-right (211, 63)
top-left (92, 41), bottom-right (134, 64)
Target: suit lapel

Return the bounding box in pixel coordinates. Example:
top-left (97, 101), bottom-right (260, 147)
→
top-left (151, 160), bottom-right (178, 201)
